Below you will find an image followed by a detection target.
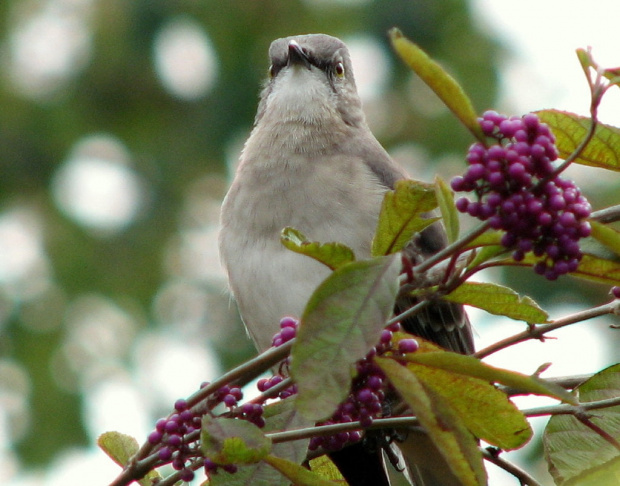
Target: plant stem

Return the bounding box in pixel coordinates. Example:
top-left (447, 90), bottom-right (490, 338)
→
top-left (474, 301), bottom-right (620, 359)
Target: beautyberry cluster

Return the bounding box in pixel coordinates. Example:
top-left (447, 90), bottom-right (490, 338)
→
top-left (451, 111), bottom-right (592, 280)
top-left (257, 316), bottom-right (299, 400)
top-left (147, 399), bottom-right (202, 482)
top-left (147, 383), bottom-right (245, 481)
top-left (309, 324), bottom-right (419, 452)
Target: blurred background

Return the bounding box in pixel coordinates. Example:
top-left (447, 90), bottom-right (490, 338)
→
top-left (1, 1), bottom-right (619, 485)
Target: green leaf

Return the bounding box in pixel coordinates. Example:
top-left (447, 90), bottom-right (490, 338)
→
top-left (201, 416), bottom-right (271, 465)
top-left (590, 220), bottom-right (620, 257)
top-left (570, 253), bottom-right (620, 285)
top-left (402, 338), bottom-right (577, 405)
top-left (499, 252), bottom-right (620, 285)
top-left (376, 357), bottom-right (486, 486)
top-left (291, 255), bottom-right (401, 420)
top-left (308, 455), bottom-right (346, 482)
top-left (467, 245), bottom-right (507, 270)
top-left (263, 455), bottom-right (341, 486)
top-left (544, 364), bottom-right (620, 485)
top-left (263, 400), bottom-right (312, 466)
top-left (372, 179), bottom-right (438, 256)
top-left (389, 28), bottom-right (484, 142)
top-left (98, 431), bottom-right (139, 468)
top-left (466, 230), bottom-right (504, 249)
top-left (281, 227), bottom-right (356, 270)
top-left (536, 110), bottom-right (620, 171)
top-left (98, 432), bottom-right (160, 486)
top-left (397, 345), bottom-right (532, 450)
top-left (435, 176), bottom-right (459, 243)
top-left (464, 231), bottom-right (507, 269)
top-left (443, 281), bottom-right (549, 324)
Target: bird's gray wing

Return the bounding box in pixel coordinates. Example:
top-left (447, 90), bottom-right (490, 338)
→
top-left (356, 135), bottom-right (474, 355)
top-left (357, 136), bottom-right (475, 486)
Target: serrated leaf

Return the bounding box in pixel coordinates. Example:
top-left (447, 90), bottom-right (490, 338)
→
top-left (536, 110), bottom-right (620, 171)
top-left (590, 220), bottom-right (620, 257)
top-left (281, 227), bottom-right (356, 270)
top-left (443, 281), bottom-right (549, 324)
top-left (435, 176), bottom-right (459, 243)
top-left (98, 432), bottom-right (160, 486)
top-left (201, 416), bottom-right (271, 465)
top-left (291, 255), bottom-right (401, 420)
top-left (544, 364), bottom-right (620, 485)
top-left (372, 179), bottom-right (438, 256)
top-left (389, 28), bottom-right (484, 142)
top-left (263, 455), bottom-right (341, 486)
top-left (402, 337), bottom-right (576, 405)
top-left (398, 347), bottom-right (532, 450)
top-left (376, 357), bottom-right (486, 486)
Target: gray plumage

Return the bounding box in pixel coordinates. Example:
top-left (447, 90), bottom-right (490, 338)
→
top-left (219, 34), bottom-right (474, 485)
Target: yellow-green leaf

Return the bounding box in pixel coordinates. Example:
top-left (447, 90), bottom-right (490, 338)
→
top-left (376, 357), bottom-right (486, 486)
top-left (435, 176), bottom-right (459, 243)
top-left (402, 338), bottom-right (576, 405)
top-left (389, 28), bottom-right (484, 142)
top-left (291, 255), bottom-right (401, 420)
top-left (372, 179), bottom-right (438, 256)
top-left (98, 432), bottom-right (161, 486)
top-left (308, 455), bottom-right (346, 482)
top-left (500, 252), bottom-right (620, 285)
top-left (443, 281), bottom-right (549, 324)
top-left (590, 220), bottom-right (620, 257)
top-left (263, 455), bottom-right (341, 486)
top-left (281, 227), bottom-right (356, 270)
top-left (536, 110), bottom-right (620, 171)
top-left (98, 431), bottom-right (139, 468)
top-left (570, 253), bottom-right (620, 285)
top-left (403, 358), bottom-right (532, 450)
top-left (201, 416), bottom-right (271, 465)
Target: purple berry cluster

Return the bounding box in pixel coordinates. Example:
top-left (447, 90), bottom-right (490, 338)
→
top-left (144, 317), bottom-right (421, 481)
top-left (147, 399), bottom-right (202, 482)
top-left (147, 383), bottom-right (246, 481)
top-left (309, 325), bottom-right (419, 452)
top-left (451, 111), bottom-right (592, 280)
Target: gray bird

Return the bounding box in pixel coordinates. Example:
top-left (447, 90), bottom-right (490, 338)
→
top-left (219, 33), bottom-right (474, 486)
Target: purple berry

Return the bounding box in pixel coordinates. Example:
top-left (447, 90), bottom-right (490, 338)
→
top-left (398, 338), bottom-right (419, 354)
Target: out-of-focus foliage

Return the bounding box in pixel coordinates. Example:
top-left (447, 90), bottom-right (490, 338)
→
top-left (0, 0), bottom-right (505, 474)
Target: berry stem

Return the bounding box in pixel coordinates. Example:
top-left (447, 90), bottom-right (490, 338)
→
top-left (413, 220), bottom-right (490, 274)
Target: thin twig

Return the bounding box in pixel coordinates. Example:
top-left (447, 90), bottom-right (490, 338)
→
top-left (474, 301), bottom-right (620, 359)
top-left (591, 205), bottom-right (620, 224)
top-left (524, 395), bottom-right (620, 418)
top-left (483, 448), bottom-right (543, 486)
top-left (499, 374), bottom-right (592, 396)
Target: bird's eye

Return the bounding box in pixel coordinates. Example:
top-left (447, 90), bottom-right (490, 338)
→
top-left (334, 62), bottom-right (345, 77)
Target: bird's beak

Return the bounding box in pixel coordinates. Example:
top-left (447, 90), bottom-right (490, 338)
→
top-left (287, 40), bottom-right (312, 70)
